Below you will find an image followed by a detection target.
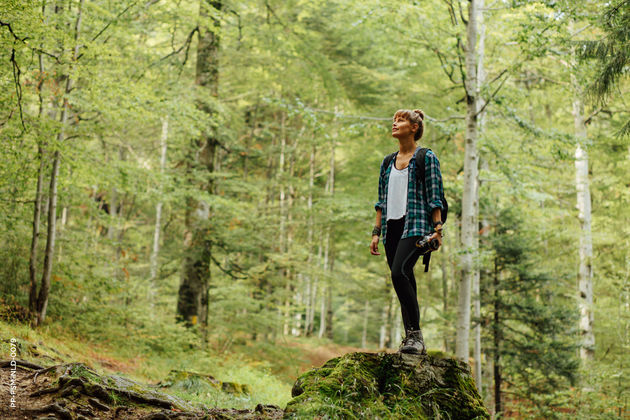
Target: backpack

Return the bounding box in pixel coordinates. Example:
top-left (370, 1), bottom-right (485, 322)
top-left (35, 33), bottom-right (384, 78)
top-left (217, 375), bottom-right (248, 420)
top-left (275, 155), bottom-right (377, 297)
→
top-left (382, 147), bottom-right (448, 271)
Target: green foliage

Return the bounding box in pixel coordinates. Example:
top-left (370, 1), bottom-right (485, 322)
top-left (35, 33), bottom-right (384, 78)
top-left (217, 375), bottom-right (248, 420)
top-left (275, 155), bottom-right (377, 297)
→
top-left (0, 0), bottom-right (628, 416)
top-left (579, 0), bottom-right (630, 136)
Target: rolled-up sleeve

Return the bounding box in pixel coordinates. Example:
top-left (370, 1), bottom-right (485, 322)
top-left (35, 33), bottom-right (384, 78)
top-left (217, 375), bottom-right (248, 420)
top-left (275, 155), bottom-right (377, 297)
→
top-left (374, 159), bottom-right (385, 211)
top-left (425, 150), bottom-right (444, 210)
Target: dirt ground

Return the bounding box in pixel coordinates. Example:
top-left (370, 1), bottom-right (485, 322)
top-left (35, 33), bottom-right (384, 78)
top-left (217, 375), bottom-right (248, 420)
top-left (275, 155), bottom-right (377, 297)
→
top-left (0, 360), bottom-right (283, 420)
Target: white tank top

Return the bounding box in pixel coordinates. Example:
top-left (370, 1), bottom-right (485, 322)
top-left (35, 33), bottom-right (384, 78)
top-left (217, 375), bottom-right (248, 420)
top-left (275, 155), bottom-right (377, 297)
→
top-left (386, 163), bottom-right (408, 221)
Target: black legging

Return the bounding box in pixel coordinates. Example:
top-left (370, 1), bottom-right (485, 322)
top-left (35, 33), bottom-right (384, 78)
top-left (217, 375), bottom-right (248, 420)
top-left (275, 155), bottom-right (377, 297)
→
top-left (384, 215), bottom-right (423, 332)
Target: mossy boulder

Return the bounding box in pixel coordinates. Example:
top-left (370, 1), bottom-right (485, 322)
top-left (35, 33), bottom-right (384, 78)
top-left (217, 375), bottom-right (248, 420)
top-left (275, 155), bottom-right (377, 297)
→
top-left (284, 351), bottom-right (489, 420)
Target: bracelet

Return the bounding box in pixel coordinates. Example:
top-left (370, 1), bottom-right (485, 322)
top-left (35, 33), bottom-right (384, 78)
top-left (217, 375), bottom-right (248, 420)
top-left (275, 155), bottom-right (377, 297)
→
top-left (372, 226), bottom-right (381, 236)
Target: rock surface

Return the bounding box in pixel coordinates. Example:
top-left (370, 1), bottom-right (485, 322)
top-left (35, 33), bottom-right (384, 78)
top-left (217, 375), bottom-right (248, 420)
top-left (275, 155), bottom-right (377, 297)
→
top-left (285, 351), bottom-right (489, 420)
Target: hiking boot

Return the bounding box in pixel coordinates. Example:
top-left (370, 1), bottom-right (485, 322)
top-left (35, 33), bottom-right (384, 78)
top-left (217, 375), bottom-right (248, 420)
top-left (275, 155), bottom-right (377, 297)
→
top-left (400, 329), bottom-right (427, 355)
top-left (397, 335), bottom-right (408, 353)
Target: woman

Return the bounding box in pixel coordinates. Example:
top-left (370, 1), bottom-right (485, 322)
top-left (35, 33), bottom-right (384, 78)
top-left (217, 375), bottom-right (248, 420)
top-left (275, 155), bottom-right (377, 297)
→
top-left (369, 109), bottom-right (444, 354)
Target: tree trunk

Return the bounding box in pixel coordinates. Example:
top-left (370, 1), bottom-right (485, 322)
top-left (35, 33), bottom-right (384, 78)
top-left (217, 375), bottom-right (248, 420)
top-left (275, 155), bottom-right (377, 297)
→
top-left (36, 0), bottom-right (85, 326)
top-left (570, 19), bottom-right (594, 361)
top-left (318, 233), bottom-right (329, 339)
top-left (472, 0), bottom-right (486, 391)
top-left (379, 293), bottom-right (389, 349)
top-left (29, 145), bottom-right (46, 316)
top-left (493, 258), bottom-right (501, 416)
top-left (318, 287), bottom-right (326, 339)
top-left (574, 132), bottom-right (594, 360)
top-left (149, 116), bottom-right (169, 308)
top-left (176, 0), bottom-right (221, 328)
top-left (361, 300), bottom-right (369, 348)
top-left (29, 0), bottom-right (50, 317)
top-left (441, 240), bottom-right (450, 353)
top-left (456, 0), bottom-right (481, 362)
top-left (304, 142), bottom-right (316, 336)
top-left (324, 135), bottom-right (336, 340)
top-left (289, 131), bottom-right (302, 336)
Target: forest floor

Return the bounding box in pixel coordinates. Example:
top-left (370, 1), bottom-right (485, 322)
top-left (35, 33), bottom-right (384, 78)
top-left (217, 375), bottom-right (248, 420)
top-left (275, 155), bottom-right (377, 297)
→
top-left (0, 359), bottom-right (285, 419)
top-left (0, 316), bottom-right (378, 419)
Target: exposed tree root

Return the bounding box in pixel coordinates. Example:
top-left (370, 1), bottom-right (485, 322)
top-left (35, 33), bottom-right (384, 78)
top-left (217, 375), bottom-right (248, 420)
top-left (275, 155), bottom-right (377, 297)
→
top-left (0, 358), bottom-right (44, 370)
top-left (23, 402), bottom-right (73, 420)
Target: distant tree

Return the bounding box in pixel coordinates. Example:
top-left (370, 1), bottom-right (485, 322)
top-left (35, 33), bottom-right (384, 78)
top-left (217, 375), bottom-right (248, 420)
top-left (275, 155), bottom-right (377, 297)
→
top-left (177, 0), bottom-right (222, 330)
top-left (482, 209), bottom-right (579, 417)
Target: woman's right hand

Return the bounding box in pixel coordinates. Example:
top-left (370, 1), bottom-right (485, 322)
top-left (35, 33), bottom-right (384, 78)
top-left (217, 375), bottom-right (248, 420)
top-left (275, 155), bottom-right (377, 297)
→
top-left (370, 235), bottom-right (381, 255)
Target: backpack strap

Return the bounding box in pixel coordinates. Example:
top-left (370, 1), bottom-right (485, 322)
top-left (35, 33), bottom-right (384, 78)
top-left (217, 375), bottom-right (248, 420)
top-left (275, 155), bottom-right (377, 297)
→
top-left (382, 152), bottom-right (397, 177)
top-left (415, 147), bottom-right (430, 192)
top-left (422, 253), bottom-right (431, 272)
top-left (415, 148), bottom-right (432, 272)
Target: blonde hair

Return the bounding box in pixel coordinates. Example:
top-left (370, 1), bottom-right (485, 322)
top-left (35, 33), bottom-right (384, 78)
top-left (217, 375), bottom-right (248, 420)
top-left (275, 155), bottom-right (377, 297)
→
top-left (393, 109), bottom-right (425, 141)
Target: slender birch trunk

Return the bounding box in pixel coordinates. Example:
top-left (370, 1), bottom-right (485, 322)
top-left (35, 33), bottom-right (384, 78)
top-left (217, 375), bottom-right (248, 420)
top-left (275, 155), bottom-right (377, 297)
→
top-left (492, 257), bottom-right (502, 415)
top-left (57, 205), bottom-right (68, 260)
top-left (573, 107), bottom-right (594, 360)
top-left (456, 0), bottom-right (481, 362)
top-left (361, 300), bottom-right (369, 348)
top-left (389, 289), bottom-right (398, 347)
top-left (472, 0), bottom-right (486, 391)
top-left (149, 116), bottom-right (168, 308)
top-left (379, 294), bottom-right (389, 349)
top-left (289, 132), bottom-right (303, 336)
top-left (569, 21), bottom-right (594, 361)
top-left (303, 142), bottom-right (316, 335)
top-left (441, 240), bottom-right (450, 352)
top-left (309, 243), bottom-right (321, 336)
top-left (36, 0), bottom-right (85, 326)
top-left (324, 134), bottom-right (336, 340)
top-left (318, 233), bottom-right (329, 339)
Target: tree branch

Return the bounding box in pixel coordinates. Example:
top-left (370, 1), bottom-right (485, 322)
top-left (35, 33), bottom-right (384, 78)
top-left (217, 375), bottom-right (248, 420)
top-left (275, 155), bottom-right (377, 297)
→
top-left (91, 0), bottom-right (141, 42)
top-left (475, 69), bottom-right (509, 118)
top-left (133, 26), bottom-right (199, 82)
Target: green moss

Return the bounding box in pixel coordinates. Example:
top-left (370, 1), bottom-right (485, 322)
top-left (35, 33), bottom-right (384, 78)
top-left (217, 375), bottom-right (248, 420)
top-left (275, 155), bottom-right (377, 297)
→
top-left (284, 352), bottom-right (490, 420)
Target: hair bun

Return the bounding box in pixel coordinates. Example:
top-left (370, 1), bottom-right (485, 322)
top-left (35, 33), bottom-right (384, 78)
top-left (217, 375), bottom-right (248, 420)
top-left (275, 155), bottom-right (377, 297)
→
top-left (413, 109), bottom-right (425, 120)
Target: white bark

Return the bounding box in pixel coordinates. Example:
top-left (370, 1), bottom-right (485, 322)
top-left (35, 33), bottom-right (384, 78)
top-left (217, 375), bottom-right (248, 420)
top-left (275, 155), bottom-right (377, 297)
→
top-left (318, 135), bottom-right (336, 339)
top-left (389, 289), bottom-right (398, 347)
top-left (379, 298), bottom-right (388, 349)
top-left (472, 0), bottom-right (486, 392)
top-left (574, 121), bottom-right (594, 360)
top-left (570, 21), bottom-right (594, 361)
top-left (149, 116), bottom-right (169, 308)
top-left (317, 287), bottom-right (325, 338)
top-left (456, 0), bottom-right (481, 362)
top-left (318, 232), bottom-right (329, 339)
top-left (303, 142), bottom-right (316, 335)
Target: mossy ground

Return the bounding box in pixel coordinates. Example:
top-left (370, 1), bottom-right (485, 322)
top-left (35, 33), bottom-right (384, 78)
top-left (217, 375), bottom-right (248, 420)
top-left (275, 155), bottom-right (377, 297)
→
top-left (285, 351), bottom-right (490, 420)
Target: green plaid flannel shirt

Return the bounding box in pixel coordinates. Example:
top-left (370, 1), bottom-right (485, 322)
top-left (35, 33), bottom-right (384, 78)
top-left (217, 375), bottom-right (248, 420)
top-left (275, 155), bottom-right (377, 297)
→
top-left (374, 147), bottom-right (444, 246)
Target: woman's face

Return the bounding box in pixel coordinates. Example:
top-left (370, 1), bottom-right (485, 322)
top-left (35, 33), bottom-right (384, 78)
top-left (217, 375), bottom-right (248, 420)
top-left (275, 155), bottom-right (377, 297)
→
top-left (391, 115), bottom-right (418, 140)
